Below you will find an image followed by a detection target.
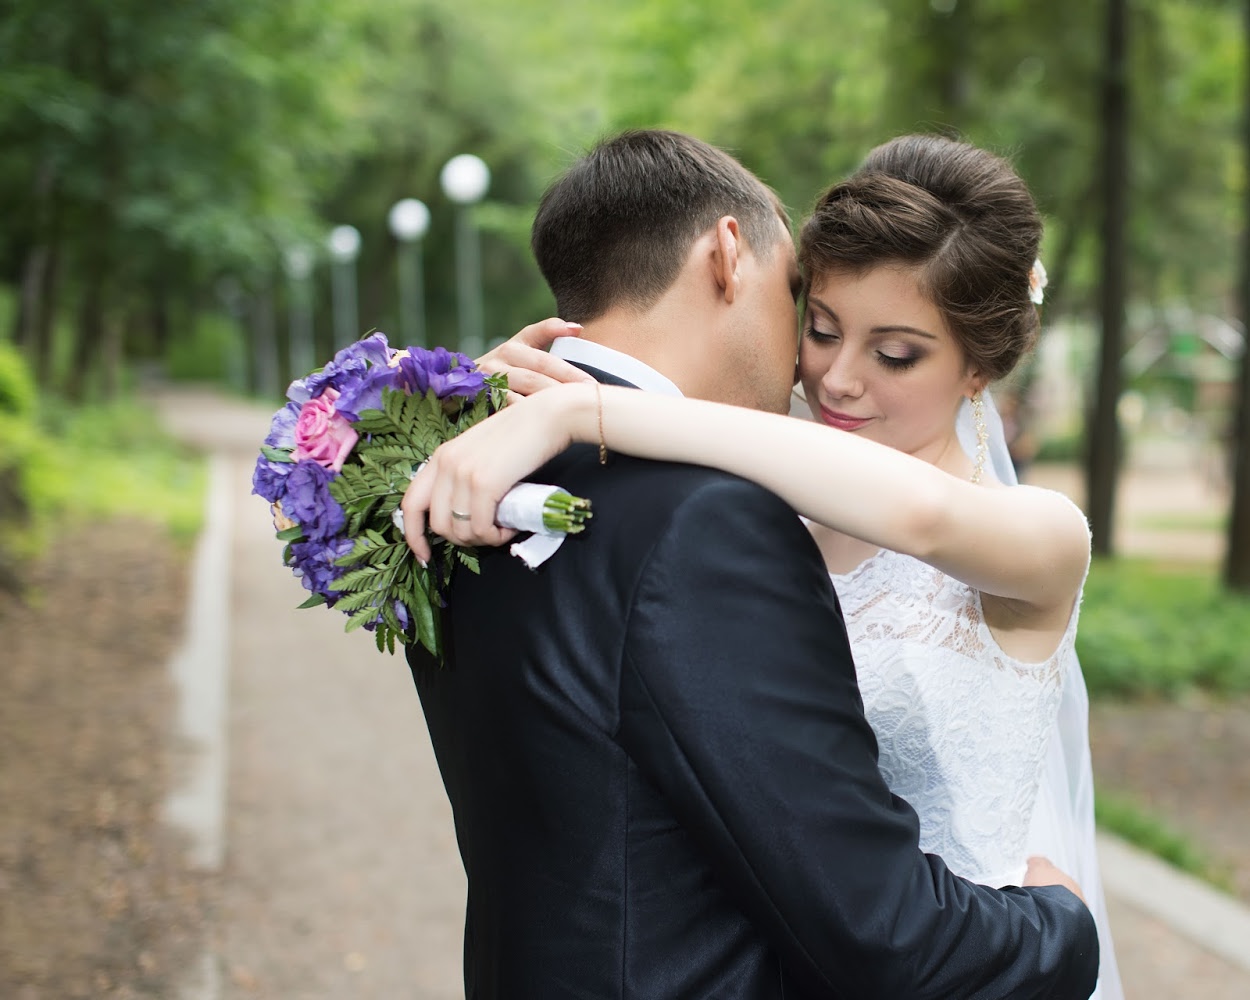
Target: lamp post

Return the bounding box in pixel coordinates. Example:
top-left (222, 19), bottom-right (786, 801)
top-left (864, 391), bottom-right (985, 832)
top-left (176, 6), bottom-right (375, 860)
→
top-left (282, 244), bottom-right (315, 379)
top-left (440, 153), bottom-right (490, 357)
top-left (327, 224), bottom-right (362, 347)
top-left (387, 198), bottom-right (431, 347)
top-left (214, 276), bottom-right (248, 393)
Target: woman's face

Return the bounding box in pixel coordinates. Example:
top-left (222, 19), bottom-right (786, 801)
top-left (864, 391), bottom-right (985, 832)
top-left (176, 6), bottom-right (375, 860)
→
top-left (797, 265), bottom-right (983, 464)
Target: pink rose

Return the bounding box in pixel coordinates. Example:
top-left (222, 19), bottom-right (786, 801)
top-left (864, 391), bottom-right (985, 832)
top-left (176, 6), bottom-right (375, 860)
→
top-left (292, 387), bottom-right (359, 472)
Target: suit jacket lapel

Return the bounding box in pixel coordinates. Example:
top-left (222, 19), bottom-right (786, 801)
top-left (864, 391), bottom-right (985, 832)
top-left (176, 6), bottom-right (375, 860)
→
top-left (567, 361), bottom-right (640, 390)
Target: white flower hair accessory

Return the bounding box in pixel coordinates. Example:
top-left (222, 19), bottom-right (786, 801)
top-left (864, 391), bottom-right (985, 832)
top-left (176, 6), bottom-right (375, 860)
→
top-left (1029, 259), bottom-right (1048, 305)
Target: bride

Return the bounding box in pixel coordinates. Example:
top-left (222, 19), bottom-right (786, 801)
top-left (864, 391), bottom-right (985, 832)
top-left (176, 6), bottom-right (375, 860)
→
top-left (403, 134), bottom-right (1123, 999)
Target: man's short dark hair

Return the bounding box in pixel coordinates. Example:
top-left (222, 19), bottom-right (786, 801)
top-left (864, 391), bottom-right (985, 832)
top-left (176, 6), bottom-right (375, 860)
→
top-left (531, 129), bottom-right (787, 323)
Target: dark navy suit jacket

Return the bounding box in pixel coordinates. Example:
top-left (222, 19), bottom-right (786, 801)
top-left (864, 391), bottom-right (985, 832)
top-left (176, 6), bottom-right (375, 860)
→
top-left (408, 369), bottom-right (1098, 999)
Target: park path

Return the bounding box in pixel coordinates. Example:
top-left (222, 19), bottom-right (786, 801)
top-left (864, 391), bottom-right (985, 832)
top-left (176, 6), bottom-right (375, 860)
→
top-left (156, 387), bottom-right (464, 999)
top-left (152, 385), bottom-right (1250, 999)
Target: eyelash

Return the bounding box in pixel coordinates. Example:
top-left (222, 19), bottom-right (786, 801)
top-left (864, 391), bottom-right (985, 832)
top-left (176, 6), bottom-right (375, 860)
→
top-left (803, 327), bottom-right (921, 371)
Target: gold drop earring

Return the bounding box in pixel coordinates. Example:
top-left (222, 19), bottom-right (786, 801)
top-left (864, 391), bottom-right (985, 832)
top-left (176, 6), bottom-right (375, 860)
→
top-left (969, 392), bottom-right (989, 484)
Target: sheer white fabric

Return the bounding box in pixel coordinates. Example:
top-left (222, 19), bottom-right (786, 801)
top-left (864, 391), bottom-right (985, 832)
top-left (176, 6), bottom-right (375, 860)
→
top-left (962, 392), bottom-right (1121, 996)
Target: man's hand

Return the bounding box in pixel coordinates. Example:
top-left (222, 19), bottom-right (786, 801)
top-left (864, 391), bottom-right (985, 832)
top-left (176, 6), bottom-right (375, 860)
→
top-left (476, 318), bottom-right (596, 401)
top-left (1022, 855), bottom-right (1086, 905)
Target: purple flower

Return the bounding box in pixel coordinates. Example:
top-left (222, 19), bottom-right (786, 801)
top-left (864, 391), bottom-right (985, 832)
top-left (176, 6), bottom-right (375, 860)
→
top-left (265, 401), bottom-right (301, 448)
top-left (395, 346), bottom-right (485, 400)
top-left (288, 536), bottom-right (355, 600)
top-left (282, 461), bottom-right (346, 541)
top-left (362, 599), bottom-right (411, 634)
top-left (431, 363), bottom-right (485, 400)
top-left (251, 455), bottom-right (293, 503)
top-left (287, 333), bottom-right (394, 404)
top-left (333, 363), bottom-right (404, 421)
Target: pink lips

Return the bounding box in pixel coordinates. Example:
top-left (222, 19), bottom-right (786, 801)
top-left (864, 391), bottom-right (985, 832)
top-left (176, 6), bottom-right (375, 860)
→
top-left (819, 407), bottom-right (872, 432)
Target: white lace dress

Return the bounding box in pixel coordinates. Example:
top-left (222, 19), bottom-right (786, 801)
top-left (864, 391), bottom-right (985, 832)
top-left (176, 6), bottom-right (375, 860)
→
top-left (829, 548), bottom-right (1078, 889)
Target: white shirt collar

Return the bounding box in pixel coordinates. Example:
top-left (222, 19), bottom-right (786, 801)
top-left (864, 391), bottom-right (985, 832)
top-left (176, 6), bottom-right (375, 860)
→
top-left (550, 338), bottom-right (684, 397)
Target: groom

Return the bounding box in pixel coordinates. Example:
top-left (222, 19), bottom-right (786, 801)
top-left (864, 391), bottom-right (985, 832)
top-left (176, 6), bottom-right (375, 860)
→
top-left (405, 130), bottom-right (1098, 998)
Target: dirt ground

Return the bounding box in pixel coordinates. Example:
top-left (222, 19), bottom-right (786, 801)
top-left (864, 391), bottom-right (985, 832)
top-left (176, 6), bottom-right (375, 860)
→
top-left (1091, 694), bottom-right (1250, 903)
top-left (0, 522), bottom-right (212, 999)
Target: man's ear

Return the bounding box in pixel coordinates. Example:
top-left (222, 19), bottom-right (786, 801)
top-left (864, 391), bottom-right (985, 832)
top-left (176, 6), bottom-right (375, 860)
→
top-left (713, 216), bottom-right (741, 304)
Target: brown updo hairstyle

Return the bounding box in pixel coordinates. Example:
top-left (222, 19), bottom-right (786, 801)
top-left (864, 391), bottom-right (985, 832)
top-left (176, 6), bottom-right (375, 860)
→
top-left (798, 135), bottom-right (1043, 382)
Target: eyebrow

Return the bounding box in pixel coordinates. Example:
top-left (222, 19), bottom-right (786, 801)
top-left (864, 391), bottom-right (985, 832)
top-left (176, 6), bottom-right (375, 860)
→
top-left (807, 297), bottom-right (939, 340)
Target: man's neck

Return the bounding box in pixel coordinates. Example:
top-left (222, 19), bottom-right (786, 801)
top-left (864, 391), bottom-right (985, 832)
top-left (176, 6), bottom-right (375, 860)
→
top-left (577, 308), bottom-right (704, 398)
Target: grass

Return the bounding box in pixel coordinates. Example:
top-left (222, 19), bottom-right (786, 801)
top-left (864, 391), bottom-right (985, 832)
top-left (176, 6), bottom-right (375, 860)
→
top-left (1078, 558), bottom-right (1250, 698)
top-left (1096, 791), bottom-right (1236, 894)
top-left (1132, 512), bottom-right (1228, 533)
top-left (0, 340), bottom-right (206, 574)
top-left (28, 399), bottom-right (207, 544)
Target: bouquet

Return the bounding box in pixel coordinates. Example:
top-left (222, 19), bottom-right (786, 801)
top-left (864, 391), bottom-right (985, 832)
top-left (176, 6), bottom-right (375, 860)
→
top-left (252, 333), bottom-right (591, 659)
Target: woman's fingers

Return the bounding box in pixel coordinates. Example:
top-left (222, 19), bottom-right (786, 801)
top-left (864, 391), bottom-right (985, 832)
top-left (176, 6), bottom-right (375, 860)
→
top-left (487, 317), bottom-right (582, 354)
top-left (400, 462), bottom-right (435, 566)
top-left (464, 465), bottom-right (516, 547)
top-left (401, 388), bottom-right (577, 562)
top-left (409, 443), bottom-right (519, 553)
top-left (475, 318), bottom-right (594, 397)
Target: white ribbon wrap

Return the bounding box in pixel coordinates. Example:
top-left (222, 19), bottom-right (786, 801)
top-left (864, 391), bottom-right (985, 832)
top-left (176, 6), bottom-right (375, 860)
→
top-left (497, 483), bottom-right (568, 569)
top-left (390, 481), bottom-right (571, 570)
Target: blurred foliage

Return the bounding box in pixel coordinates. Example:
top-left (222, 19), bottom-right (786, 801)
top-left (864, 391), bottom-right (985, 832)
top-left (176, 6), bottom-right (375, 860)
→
top-left (1095, 790), bottom-right (1236, 893)
top-left (0, 346), bottom-right (204, 590)
top-left (164, 313), bottom-right (247, 384)
top-left (1, 0), bottom-right (1244, 395)
top-left (28, 401), bottom-right (206, 540)
top-left (0, 337), bottom-right (37, 418)
top-left (1034, 432), bottom-right (1085, 463)
top-left (1079, 558), bottom-right (1250, 697)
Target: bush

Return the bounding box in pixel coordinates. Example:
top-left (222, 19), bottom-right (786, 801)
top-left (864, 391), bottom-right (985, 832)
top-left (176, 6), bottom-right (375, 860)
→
top-left (1034, 431), bottom-right (1084, 463)
top-left (165, 313), bottom-right (246, 384)
top-left (1095, 792), bottom-right (1235, 893)
top-left (1078, 559), bottom-right (1250, 697)
top-left (0, 346), bottom-right (206, 587)
top-left (22, 400), bottom-right (207, 543)
top-left (0, 341), bottom-right (36, 417)
top-left (0, 344), bottom-right (40, 581)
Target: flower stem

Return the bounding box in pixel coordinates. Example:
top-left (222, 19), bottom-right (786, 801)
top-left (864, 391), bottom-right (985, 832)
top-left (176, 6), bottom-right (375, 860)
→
top-left (542, 491), bottom-right (592, 534)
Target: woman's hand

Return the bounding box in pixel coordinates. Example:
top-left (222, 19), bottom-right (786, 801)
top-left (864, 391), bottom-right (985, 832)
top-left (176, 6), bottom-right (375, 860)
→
top-left (476, 318), bottom-right (596, 402)
top-left (1022, 855), bottom-right (1086, 906)
top-left (400, 383), bottom-right (597, 565)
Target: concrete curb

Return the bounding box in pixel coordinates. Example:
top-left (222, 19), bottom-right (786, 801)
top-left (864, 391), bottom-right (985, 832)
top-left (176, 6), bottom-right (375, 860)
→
top-left (1098, 831), bottom-right (1250, 972)
top-left (162, 452), bottom-right (232, 999)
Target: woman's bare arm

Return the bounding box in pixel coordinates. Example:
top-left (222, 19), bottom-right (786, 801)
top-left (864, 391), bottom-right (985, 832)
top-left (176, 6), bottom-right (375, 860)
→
top-left (401, 383), bottom-right (1089, 614)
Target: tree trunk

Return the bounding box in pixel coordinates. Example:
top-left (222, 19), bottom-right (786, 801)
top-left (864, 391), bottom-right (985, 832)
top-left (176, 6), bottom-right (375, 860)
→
top-left (250, 281), bottom-right (280, 399)
top-left (68, 268), bottom-right (106, 402)
top-left (35, 240), bottom-right (62, 387)
top-left (1085, 0), bottom-right (1130, 557)
top-left (14, 157), bottom-right (61, 378)
top-left (16, 245), bottom-right (49, 355)
top-left (151, 278), bottom-right (171, 356)
top-left (1224, 0), bottom-right (1250, 590)
top-left (100, 308), bottom-right (125, 400)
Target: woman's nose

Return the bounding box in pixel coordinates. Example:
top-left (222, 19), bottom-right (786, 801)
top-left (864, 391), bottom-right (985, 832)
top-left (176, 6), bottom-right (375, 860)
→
top-left (821, 354), bottom-right (864, 400)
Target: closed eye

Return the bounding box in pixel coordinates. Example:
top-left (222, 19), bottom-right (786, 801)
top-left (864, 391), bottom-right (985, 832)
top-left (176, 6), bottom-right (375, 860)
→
top-left (877, 353), bottom-right (920, 371)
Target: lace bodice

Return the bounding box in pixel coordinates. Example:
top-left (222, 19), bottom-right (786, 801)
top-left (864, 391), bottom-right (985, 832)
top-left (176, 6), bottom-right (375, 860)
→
top-left (831, 549), bottom-right (1080, 887)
